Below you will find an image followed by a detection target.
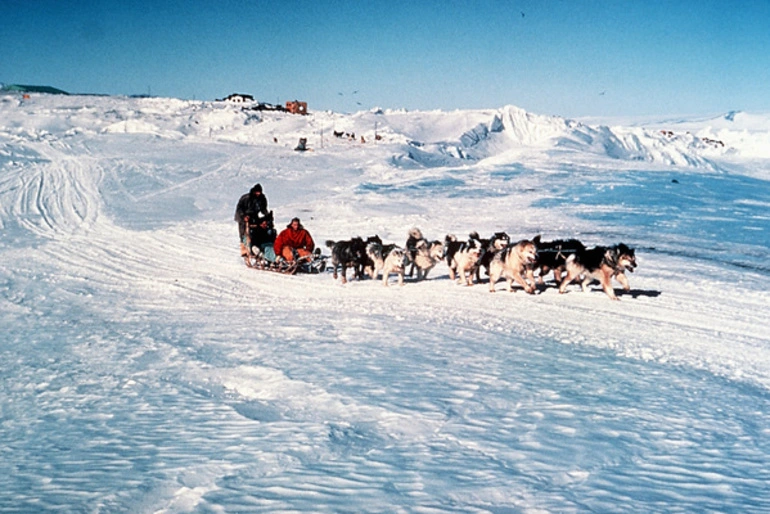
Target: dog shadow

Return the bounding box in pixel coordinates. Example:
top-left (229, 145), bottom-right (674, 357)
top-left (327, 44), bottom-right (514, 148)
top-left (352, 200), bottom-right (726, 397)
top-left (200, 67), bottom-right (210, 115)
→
top-left (539, 282), bottom-right (662, 299)
top-left (585, 285), bottom-right (662, 299)
top-left (617, 288), bottom-right (661, 299)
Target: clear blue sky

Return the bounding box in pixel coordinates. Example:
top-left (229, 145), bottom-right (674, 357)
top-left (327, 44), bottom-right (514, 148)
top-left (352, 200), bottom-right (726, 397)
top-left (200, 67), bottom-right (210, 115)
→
top-left (2, 0), bottom-right (768, 117)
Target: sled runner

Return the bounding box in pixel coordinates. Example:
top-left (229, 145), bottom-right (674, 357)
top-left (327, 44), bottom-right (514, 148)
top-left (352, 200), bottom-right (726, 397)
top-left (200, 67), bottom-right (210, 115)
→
top-left (246, 256), bottom-right (299, 275)
top-left (245, 250), bottom-right (327, 275)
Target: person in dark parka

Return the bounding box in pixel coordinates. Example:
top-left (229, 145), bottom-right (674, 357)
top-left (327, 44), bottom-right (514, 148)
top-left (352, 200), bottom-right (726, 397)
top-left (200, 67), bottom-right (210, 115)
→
top-left (234, 183), bottom-right (270, 259)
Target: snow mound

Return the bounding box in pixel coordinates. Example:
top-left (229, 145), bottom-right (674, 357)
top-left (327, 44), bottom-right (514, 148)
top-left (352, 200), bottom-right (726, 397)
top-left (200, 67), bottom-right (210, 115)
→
top-left (450, 105), bottom-right (721, 169)
top-left (671, 111), bottom-right (770, 159)
top-left (2, 93), bottom-right (766, 169)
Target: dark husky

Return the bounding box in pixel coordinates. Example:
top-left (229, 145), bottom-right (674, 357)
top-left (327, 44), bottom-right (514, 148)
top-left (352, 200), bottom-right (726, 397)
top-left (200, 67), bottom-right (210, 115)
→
top-left (405, 227), bottom-right (444, 280)
top-left (326, 237), bottom-right (368, 284)
top-left (445, 234), bottom-right (482, 286)
top-left (470, 231), bottom-right (511, 282)
top-left (489, 239), bottom-right (538, 293)
top-left (558, 243), bottom-right (638, 300)
top-left (361, 235), bottom-right (383, 278)
top-left (529, 236), bottom-right (586, 286)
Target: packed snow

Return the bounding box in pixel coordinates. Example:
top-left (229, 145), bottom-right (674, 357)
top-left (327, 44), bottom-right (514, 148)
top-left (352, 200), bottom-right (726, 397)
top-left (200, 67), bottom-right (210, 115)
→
top-left (1, 93), bottom-right (769, 513)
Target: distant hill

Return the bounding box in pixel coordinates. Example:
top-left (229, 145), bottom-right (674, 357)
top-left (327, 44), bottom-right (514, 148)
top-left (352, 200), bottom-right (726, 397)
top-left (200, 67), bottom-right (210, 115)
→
top-left (0, 84), bottom-right (69, 95)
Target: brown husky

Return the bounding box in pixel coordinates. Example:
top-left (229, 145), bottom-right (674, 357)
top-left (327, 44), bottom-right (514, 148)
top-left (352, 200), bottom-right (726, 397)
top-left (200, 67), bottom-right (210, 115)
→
top-left (489, 239), bottom-right (538, 293)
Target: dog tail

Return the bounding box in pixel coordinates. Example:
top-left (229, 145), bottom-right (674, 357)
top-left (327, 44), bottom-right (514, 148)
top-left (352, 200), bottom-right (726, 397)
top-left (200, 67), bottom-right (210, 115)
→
top-left (409, 227), bottom-right (423, 239)
top-left (445, 234), bottom-right (457, 243)
top-left (325, 240), bottom-right (336, 249)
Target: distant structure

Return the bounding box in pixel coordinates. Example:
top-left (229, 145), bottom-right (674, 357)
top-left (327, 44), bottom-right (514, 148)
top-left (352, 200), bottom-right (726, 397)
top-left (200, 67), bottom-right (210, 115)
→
top-left (294, 138), bottom-right (308, 151)
top-left (242, 99), bottom-right (309, 115)
top-left (247, 102), bottom-right (285, 112)
top-left (285, 100), bottom-right (308, 115)
top-left (219, 93), bottom-right (255, 103)
top-left (0, 84), bottom-right (69, 95)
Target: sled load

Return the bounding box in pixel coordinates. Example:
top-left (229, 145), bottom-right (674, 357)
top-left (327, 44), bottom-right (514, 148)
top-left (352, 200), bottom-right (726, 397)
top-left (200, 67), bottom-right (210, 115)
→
top-left (244, 242), bottom-right (327, 275)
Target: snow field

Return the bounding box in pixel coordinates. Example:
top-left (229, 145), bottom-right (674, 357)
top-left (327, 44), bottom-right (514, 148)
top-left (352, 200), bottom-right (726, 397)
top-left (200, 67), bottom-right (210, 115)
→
top-left (1, 94), bottom-right (769, 512)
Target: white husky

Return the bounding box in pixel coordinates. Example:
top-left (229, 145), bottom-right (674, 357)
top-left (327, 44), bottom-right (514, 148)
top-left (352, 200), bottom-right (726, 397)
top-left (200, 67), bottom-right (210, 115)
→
top-left (367, 242), bottom-right (408, 286)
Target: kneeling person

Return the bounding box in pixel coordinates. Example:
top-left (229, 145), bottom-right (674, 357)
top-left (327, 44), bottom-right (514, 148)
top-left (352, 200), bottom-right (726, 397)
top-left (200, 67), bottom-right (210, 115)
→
top-left (248, 214), bottom-right (277, 262)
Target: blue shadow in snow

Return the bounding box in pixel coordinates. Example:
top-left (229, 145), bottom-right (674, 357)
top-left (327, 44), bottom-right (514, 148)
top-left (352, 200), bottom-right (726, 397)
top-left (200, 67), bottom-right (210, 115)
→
top-left (359, 177), bottom-right (506, 199)
top-left (534, 171), bottom-right (770, 272)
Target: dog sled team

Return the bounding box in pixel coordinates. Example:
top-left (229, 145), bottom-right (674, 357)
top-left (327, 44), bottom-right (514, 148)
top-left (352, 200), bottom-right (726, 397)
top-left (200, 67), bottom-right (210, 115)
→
top-left (235, 183), bottom-right (638, 299)
top-left (325, 227), bottom-right (638, 300)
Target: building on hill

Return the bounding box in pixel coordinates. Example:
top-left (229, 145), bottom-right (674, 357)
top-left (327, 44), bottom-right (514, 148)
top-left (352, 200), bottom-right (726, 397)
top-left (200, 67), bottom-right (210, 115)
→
top-left (0, 84), bottom-right (69, 95)
top-left (219, 93), bottom-right (255, 103)
top-left (285, 100), bottom-right (308, 115)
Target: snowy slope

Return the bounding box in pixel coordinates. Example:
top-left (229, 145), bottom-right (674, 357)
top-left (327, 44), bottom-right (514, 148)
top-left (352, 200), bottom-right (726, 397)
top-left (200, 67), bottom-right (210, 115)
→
top-left (1, 93), bottom-right (769, 513)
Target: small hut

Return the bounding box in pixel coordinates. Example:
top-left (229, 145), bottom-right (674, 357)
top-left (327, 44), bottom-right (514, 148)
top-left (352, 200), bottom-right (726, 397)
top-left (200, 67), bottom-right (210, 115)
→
top-left (285, 100), bottom-right (308, 115)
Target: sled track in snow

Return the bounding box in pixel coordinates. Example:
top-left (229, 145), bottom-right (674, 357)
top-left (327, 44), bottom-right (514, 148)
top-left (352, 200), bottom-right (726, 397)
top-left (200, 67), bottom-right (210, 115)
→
top-left (1, 142), bottom-right (103, 240)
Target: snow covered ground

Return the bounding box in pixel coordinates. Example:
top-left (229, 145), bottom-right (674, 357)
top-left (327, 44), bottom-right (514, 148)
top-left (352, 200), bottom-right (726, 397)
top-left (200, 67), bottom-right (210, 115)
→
top-left (1, 94), bottom-right (769, 513)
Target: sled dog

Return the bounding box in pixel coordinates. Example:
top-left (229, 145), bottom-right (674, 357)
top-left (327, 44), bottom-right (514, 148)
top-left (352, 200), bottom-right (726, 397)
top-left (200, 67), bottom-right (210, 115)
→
top-left (362, 235), bottom-right (384, 278)
top-left (470, 231), bottom-right (511, 281)
top-left (326, 237), bottom-right (368, 284)
top-left (488, 239), bottom-right (538, 293)
top-left (558, 243), bottom-right (638, 300)
top-left (405, 228), bottom-right (444, 280)
top-left (412, 238), bottom-right (445, 281)
top-left (367, 241), bottom-right (408, 286)
top-left (445, 234), bottom-right (482, 286)
top-left (529, 236), bottom-right (586, 286)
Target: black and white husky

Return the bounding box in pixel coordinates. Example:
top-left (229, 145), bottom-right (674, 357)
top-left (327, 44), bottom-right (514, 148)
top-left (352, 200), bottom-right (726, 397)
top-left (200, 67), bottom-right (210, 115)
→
top-left (445, 234), bottom-right (482, 286)
top-left (558, 243), bottom-right (638, 300)
top-left (470, 231), bottom-right (510, 281)
top-left (529, 236), bottom-right (586, 286)
top-left (366, 241), bottom-right (408, 286)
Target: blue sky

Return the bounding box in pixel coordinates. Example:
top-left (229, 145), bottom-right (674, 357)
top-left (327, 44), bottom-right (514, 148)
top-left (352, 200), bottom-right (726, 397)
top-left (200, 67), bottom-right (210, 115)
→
top-left (2, 0), bottom-right (768, 117)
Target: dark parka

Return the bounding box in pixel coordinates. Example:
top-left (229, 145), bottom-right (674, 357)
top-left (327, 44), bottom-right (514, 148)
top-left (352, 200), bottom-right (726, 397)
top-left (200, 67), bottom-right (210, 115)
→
top-left (249, 219), bottom-right (276, 248)
top-left (235, 184), bottom-right (269, 240)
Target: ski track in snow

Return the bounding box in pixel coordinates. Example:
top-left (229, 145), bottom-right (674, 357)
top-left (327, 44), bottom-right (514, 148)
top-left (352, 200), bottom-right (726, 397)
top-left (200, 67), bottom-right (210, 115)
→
top-left (1, 96), bottom-right (769, 513)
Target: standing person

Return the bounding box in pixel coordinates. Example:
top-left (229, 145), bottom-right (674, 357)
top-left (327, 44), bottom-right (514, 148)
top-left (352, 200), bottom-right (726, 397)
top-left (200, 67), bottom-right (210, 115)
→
top-left (274, 217), bottom-right (315, 262)
top-left (234, 183), bottom-right (269, 261)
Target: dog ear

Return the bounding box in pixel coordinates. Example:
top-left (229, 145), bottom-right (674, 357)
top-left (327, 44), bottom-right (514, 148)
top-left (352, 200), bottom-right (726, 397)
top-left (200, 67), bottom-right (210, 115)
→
top-left (533, 234), bottom-right (541, 245)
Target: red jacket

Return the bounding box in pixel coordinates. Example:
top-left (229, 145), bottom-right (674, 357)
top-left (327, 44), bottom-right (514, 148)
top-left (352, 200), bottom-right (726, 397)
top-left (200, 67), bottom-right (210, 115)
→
top-left (274, 225), bottom-right (315, 256)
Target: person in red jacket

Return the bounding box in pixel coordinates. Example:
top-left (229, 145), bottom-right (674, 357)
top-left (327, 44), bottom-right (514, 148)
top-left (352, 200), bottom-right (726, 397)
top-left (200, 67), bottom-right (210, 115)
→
top-left (274, 217), bottom-right (315, 262)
